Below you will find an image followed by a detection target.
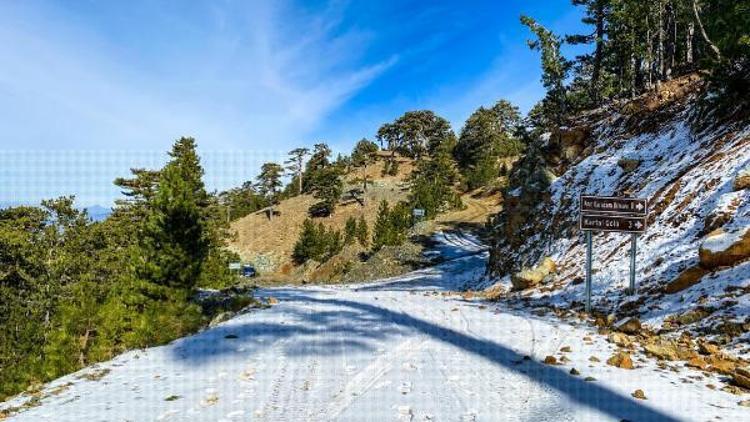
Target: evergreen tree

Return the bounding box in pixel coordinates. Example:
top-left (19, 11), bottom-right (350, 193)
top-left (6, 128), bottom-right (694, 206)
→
top-left (303, 143), bottom-right (332, 192)
top-left (376, 111), bottom-right (456, 159)
top-left (309, 166), bottom-right (343, 216)
top-left (521, 15), bottom-right (571, 126)
top-left (256, 162), bottom-right (284, 201)
top-left (356, 216), bottom-right (369, 247)
top-left (409, 143), bottom-right (461, 219)
top-left (285, 148), bottom-right (309, 196)
top-left (351, 139), bottom-right (379, 192)
top-left (344, 216), bottom-right (357, 245)
top-left (136, 137), bottom-right (210, 292)
top-left (454, 100), bottom-right (524, 189)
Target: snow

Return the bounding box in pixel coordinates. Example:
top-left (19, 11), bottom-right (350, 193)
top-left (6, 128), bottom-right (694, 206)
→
top-left (701, 226), bottom-right (748, 253)
top-left (2, 236), bottom-right (748, 421)
top-left (496, 105), bottom-right (750, 355)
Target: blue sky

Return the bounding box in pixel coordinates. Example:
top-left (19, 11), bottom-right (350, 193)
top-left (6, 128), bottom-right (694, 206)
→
top-left (0, 0), bottom-right (587, 207)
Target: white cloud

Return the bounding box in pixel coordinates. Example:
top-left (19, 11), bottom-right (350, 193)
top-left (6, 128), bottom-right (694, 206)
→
top-left (0, 0), bottom-right (395, 205)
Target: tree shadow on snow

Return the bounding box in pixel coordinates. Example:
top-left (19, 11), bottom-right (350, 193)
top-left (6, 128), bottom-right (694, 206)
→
top-left (172, 287), bottom-right (679, 421)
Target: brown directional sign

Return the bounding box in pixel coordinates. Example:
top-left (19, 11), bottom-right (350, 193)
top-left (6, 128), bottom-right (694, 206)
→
top-left (580, 195), bottom-right (648, 216)
top-left (580, 214), bottom-right (647, 233)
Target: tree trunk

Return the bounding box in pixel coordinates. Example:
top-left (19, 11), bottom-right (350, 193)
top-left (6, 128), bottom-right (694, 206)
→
top-left (686, 21), bottom-right (694, 64)
top-left (692, 0), bottom-right (721, 60)
top-left (646, 14), bottom-right (653, 90)
top-left (657, 0), bottom-right (665, 85)
top-left (591, 0), bottom-right (606, 103)
top-left (298, 170), bottom-right (303, 195)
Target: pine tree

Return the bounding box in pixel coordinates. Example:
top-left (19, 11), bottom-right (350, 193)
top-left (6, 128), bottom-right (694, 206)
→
top-left (285, 148), bottom-right (309, 196)
top-left (376, 111), bottom-right (456, 159)
top-left (521, 15), bottom-right (571, 126)
top-left (309, 166), bottom-right (343, 216)
top-left (344, 216), bottom-right (357, 245)
top-left (372, 200), bottom-right (392, 251)
top-left (351, 139), bottom-right (379, 192)
top-left (454, 100), bottom-right (523, 189)
top-left (356, 216), bottom-right (369, 247)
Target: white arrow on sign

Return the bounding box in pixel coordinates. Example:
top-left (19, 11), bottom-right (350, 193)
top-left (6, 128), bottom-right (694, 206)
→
top-left (635, 203), bottom-right (644, 211)
top-left (635, 221), bottom-right (643, 229)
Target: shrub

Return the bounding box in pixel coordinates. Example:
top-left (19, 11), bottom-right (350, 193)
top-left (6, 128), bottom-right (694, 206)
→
top-left (292, 219), bottom-right (343, 264)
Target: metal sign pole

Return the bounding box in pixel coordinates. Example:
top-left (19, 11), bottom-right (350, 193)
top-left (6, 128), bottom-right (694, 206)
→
top-left (629, 233), bottom-right (637, 294)
top-left (585, 230), bottom-right (592, 314)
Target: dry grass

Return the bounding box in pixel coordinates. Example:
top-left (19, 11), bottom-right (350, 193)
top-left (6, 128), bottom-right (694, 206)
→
top-left (228, 160), bottom-right (413, 274)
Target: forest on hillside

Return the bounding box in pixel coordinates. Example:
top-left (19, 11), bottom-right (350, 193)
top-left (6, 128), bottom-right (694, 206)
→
top-left (1, 0), bottom-right (748, 402)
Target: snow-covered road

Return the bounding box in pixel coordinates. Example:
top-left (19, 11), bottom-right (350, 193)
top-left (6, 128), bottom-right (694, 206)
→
top-left (2, 234), bottom-right (746, 421)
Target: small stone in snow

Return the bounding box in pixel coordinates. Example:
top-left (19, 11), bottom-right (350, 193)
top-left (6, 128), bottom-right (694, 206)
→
top-left (589, 356), bottom-right (600, 362)
top-left (560, 346), bottom-right (572, 353)
top-left (631, 389), bottom-right (647, 400)
top-left (543, 356), bottom-right (558, 365)
top-left (738, 400), bottom-right (750, 407)
top-left (584, 376), bottom-right (596, 382)
top-left (569, 368), bottom-right (580, 376)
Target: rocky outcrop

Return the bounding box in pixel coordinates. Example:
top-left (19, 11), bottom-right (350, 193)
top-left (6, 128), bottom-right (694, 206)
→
top-left (732, 367), bottom-right (750, 389)
top-left (734, 168), bottom-right (750, 191)
top-left (664, 266), bottom-right (708, 293)
top-left (510, 257), bottom-right (556, 290)
top-left (642, 337), bottom-right (695, 361)
top-left (699, 227), bottom-right (750, 269)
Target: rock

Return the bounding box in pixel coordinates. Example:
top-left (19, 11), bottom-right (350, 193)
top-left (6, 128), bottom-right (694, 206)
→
top-left (738, 399), bottom-right (750, 407)
top-left (606, 352), bottom-right (634, 369)
top-left (631, 389), bottom-right (647, 400)
top-left (676, 308), bottom-right (712, 325)
top-left (614, 317), bottom-right (642, 335)
top-left (664, 266), bottom-right (708, 294)
top-left (569, 368), bottom-right (580, 376)
top-left (699, 227), bottom-right (750, 269)
top-left (618, 158), bottom-right (641, 173)
top-left (267, 296), bottom-right (279, 305)
top-left (209, 311), bottom-right (234, 328)
top-left (543, 355), bottom-right (558, 365)
top-left (584, 376), bottom-right (596, 382)
top-left (608, 332), bottom-right (633, 348)
top-left (686, 356), bottom-right (708, 370)
top-left (589, 356), bottom-right (600, 362)
top-left (560, 346), bottom-right (572, 353)
top-left (697, 339), bottom-right (719, 356)
top-left (732, 367), bottom-right (750, 389)
top-left (734, 168), bottom-right (750, 191)
top-left (642, 338), bottom-right (694, 361)
top-left (706, 356), bottom-right (736, 375)
top-left (511, 257), bottom-right (557, 290)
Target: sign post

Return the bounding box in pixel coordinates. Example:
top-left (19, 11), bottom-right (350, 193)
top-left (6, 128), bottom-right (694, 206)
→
top-left (630, 234), bottom-right (637, 294)
top-left (412, 208), bottom-right (425, 225)
top-left (579, 195), bottom-right (648, 313)
top-left (585, 230), bottom-right (592, 313)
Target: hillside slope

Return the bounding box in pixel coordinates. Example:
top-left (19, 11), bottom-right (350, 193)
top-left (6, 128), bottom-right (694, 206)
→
top-left (486, 75), bottom-right (750, 357)
top-left (228, 160), bottom-right (414, 276)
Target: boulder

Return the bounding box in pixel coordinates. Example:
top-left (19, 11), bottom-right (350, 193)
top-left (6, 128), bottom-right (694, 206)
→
top-left (608, 332), bottom-right (633, 348)
top-left (699, 227), bottom-right (750, 269)
top-left (511, 257), bottom-right (557, 290)
top-left (642, 338), bottom-right (694, 361)
top-left (617, 158), bottom-right (641, 173)
top-left (664, 266), bottom-right (708, 294)
top-left (606, 352), bottom-right (634, 369)
top-left (706, 355), bottom-right (737, 375)
top-left (732, 367), bottom-right (750, 389)
top-left (734, 168), bottom-right (750, 191)
top-left (614, 317), bottom-right (642, 335)
top-left (696, 339), bottom-right (719, 356)
top-left (543, 355), bottom-right (559, 365)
